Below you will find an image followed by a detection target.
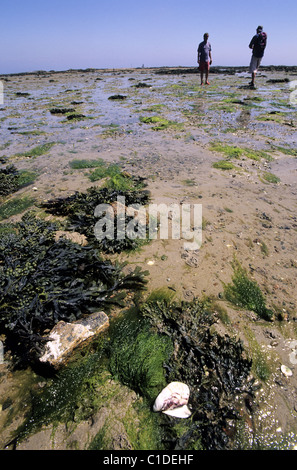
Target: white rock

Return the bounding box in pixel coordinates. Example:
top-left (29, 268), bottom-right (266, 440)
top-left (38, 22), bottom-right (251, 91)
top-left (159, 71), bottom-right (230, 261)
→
top-left (39, 311), bottom-right (109, 368)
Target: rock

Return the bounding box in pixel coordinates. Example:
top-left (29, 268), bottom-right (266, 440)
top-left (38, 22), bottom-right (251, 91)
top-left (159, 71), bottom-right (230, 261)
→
top-left (39, 311), bottom-right (109, 368)
top-left (108, 94), bottom-right (127, 100)
top-left (54, 230), bottom-right (88, 246)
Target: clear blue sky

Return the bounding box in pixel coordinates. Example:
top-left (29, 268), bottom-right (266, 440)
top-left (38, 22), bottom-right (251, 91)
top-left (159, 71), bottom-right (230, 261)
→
top-left (1, 0), bottom-right (296, 74)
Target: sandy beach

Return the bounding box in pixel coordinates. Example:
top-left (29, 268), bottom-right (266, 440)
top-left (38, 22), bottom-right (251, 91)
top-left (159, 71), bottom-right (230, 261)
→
top-left (0, 66), bottom-right (297, 450)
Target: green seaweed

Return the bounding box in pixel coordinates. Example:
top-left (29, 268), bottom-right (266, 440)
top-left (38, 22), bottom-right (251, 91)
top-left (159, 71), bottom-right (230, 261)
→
top-left (14, 348), bottom-right (109, 440)
top-left (0, 165), bottom-right (37, 197)
top-left (210, 142), bottom-right (273, 161)
top-left (88, 163), bottom-right (122, 181)
top-left (109, 313), bottom-right (173, 400)
top-left (271, 145), bottom-right (297, 156)
top-left (69, 158), bottom-right (106, 169)
top-left (212, 160), bottom-right (236, 170)
top-left (261, 171), bottom-right (280, 184)
top-left (243, 326), bottom-right (271, 382)
top-left (14, 143), bottom-right (56, 159)
top-left (223, 259), bottom-right (273, 321)
top-left (140, 115), bottom-right (181, 131)
top-left (0, 196), bottom-right (35, 220)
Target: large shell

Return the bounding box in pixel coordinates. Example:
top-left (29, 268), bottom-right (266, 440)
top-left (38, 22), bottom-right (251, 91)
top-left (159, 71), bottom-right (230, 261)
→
top-left (153, 382), bottom-right (191, 418)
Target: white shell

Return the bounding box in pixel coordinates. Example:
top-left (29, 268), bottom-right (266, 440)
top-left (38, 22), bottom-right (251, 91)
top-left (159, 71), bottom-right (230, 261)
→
top-left (163, 404), bottom-right (192, 419)
top-left (153, 382), bottom-right (191, 418)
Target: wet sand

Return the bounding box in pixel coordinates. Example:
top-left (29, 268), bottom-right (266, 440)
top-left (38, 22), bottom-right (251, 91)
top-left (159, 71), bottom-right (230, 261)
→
top-left (0, 66), bottom-right (297, 449)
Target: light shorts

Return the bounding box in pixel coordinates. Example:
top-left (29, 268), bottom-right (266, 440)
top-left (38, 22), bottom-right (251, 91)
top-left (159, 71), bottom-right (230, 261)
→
top-left (249, 55), bottom-right (262, 74)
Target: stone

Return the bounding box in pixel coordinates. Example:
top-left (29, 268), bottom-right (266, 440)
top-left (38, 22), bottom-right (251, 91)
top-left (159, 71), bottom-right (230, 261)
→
top-left (39, 311), bottom-right (109, 368)
top-left (54, 230), bottom-right (88, 246)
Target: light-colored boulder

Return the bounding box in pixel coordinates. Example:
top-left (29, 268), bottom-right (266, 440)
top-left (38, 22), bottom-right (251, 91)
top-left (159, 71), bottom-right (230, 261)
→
top-left (54, 230), bottom-right (88, 246)
top-left (39, 311), bottom-right (109, 368)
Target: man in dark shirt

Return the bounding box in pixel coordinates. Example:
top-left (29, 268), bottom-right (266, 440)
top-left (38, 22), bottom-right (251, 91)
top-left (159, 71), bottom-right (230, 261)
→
top-left (249, 26), bottom-right (267, 88)
top-left (198, 33), bottom-right (212, 85)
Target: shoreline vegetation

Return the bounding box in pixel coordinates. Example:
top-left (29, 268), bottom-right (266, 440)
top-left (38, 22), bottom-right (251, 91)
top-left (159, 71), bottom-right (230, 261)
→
top-left (1, 64), bottom-right (297, 78)
top-left (0, 65), bottom-right (297, 450)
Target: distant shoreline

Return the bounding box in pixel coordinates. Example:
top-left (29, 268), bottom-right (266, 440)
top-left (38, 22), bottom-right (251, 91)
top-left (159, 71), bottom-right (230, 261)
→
top-left (1, 64), bottom-right (297, 78)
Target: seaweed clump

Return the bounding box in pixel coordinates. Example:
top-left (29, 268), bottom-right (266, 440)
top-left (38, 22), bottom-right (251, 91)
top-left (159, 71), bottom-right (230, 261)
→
top-left (108, 313), bottom-right (173, 401)
top-left (141, 298), bottom-right (256, 450)
top-left (0, 164), bottom-right (36, 197)
top-left (42, 184), bottom-right (150, 253)
top-left (0, 213), bottom-right (148, 362)
top-left (223, 259), bottom-right (274, 321)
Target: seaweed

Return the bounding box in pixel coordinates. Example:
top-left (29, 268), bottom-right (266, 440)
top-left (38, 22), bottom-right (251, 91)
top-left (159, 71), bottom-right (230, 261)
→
top-left (0, 213), bottom-right (148, 361)
top-left (261, 171), bottom-right (280, 184)
top-left (223, 259), bottom-right (274, 321)
top-left (0, 164), bottom-right (19, 196)
top-left (109, 313), bottom-right (173, 400)
top-left (50, 108), bottom-right (75, 115)
top-left (210, 142), bottom-right (273, 162)
top-left (140, 298), bottom-right (255, 450)
top-left (212, 160), bottom-right (236, 170)
top-left (0, 196), bottom-right (36, 221)
top-left (0, 164), bottom-right (37, 197)
top-left (69, 158), bottom-right (106, 169)
top-left (139, 116), bottom-right (180, 131)
top-left (42, 184), bottom-right (150, 253)
top-left (66, 113), bottom-right (87, 121)
top-left (14, 143), bottom-right (56, 159)
top-left (108, 94), bottom-right (127, 100)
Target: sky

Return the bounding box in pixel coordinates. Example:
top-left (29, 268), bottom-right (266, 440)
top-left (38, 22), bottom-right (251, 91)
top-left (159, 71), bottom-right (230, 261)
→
top-left (0, 0), bottom-right (296, 74)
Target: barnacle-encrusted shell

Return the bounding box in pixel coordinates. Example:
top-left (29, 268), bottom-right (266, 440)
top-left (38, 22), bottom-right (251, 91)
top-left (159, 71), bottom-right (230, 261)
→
top-left (153, 382), bottom-right (191, 418)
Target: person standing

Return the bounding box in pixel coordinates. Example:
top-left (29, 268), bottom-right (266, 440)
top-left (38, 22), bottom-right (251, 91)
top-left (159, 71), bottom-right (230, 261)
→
top-left (198, 33), bottom-right (212, 85)
top-left (249, 26), bottom-right (267, 88)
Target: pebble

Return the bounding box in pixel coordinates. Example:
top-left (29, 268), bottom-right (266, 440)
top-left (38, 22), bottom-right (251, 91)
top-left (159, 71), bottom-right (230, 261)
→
top-left (281, 365), bottom-right (293, 377)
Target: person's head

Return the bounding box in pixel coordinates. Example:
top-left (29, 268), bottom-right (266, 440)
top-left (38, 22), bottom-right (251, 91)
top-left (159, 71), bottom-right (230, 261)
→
top-left (257, 26), bottom-right (263, 33)
top-left (203, 33), bottom-right (209, 41)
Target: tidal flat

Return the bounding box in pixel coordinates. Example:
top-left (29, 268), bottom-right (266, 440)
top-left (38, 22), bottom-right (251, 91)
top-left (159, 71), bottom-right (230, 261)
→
top-left (0, 66), bottom-right (297, 450)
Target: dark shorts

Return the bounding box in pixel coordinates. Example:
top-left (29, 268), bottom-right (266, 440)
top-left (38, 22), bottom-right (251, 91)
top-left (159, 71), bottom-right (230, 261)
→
top-left (199, 61), bottom-right (210, 72)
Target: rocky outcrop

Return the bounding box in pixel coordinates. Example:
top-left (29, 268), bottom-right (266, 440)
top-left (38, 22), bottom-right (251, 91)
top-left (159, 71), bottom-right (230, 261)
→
top-left (39, 311), bottom-right (109, 369)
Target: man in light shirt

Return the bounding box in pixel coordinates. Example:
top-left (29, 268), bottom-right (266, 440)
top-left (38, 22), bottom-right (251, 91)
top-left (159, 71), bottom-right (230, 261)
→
top-left (198, 33), bottom-right (212, 85)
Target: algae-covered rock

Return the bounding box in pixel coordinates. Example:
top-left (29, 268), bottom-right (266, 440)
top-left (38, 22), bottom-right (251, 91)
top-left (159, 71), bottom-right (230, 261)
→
top-left (39, 311), bottom-right (109, 369)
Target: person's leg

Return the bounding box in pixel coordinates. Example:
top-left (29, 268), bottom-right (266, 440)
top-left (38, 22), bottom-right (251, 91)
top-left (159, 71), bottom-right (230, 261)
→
top-left (249, 56), bottom-right (255, 86)
top-left (252, 58), bottom-right (262, 87)
top-left (205, 64), bottom-right (209, 84)
top-left (251, 71), bottom-right (256, 85)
